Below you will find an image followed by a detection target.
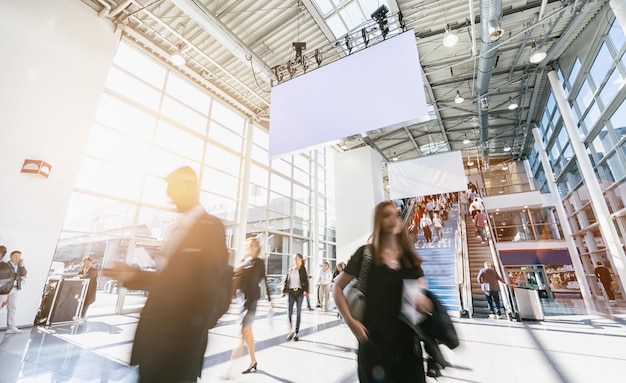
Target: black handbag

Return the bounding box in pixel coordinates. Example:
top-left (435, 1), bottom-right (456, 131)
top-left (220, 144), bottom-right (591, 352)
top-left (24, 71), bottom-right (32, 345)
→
top-left (345, 245), bottom-right (372, 322)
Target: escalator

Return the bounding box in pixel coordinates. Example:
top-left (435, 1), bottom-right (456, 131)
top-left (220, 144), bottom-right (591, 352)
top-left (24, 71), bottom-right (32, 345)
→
top-left (464, 213), bottom-right (497, 317)
top-left (416, 204), bottom-right (460, 313)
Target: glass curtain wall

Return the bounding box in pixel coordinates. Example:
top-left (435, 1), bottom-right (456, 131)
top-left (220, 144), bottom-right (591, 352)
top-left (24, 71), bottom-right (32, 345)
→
top-left (530, 15), bottom-right (626, 302)
top-left (49, 40), bottom-right (336, 316)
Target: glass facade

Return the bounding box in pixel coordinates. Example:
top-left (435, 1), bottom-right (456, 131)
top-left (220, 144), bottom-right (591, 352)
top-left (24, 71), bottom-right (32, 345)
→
top-left (530, 15), bottom-right (626, 303)
top-left (50, 41), bottom-right (337, 315)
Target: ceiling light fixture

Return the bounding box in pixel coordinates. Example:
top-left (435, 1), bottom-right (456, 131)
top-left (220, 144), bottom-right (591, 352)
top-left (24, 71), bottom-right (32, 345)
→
top-left (169, 43), bottom-right (187, 66)
top-left (480, 96), bottom-right (489, 111)
top-left (392, 151), bottom-right (399, 161)
top-left (455, 90), bottom-right (464, 104)
top-left (529, 43), bottom-right (547, 64)
top-left (502, 163), bottom-right (508, 170)
top-left (340, 142), bottom-right (348, 150)
top-left (467, 157), bottom-right (474, 166)
top-left (507, 97), bottom-right (519, 110)
top-left (503, 144), bottom-right (511, 152)
top-left (463, 134), bottom-right (470, 145)
top-left (442, 25), bottom-right (459, 47)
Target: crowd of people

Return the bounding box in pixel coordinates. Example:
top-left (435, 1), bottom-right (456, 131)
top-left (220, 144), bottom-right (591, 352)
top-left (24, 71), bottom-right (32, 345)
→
top-left (404, 193), bottom-right (455, 245)
top-left (4, 170), bottom-right (622, 383)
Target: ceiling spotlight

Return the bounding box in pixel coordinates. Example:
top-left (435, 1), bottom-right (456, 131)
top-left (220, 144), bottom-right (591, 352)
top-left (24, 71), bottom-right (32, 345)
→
top-left (503, 145), bottom-right (511, 152)
top-left (169, 43), bottom-right (187, 66)
top-left (467, 157), bottom-right (474, 166)
top-left (529, 43), bottom-right (547, 64)
top-left (340, 142), bottom-right (348, 150)
top-left (455, 90), bottom-right (464, 104)
top-left (480, 96), bottom-right (489, 111)
top-left (463, 136), bottom-right (470, 145)
top-left (170, 52), bottom-right (186, 66)
top-left (507, 97), bottom-right (519, 110)
top-left (502, 163), bottom-right (508, 170)
top-left (392, 151), bottom-right (399, 161)
top-left (442, 25), bottom-right (459, 48)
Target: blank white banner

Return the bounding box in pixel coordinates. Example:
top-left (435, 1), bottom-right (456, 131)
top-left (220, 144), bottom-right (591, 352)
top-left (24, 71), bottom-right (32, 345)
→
top-left (269, 30), bottom-right (428, 157)
top-left (388, 151), bottom-right (467, 199)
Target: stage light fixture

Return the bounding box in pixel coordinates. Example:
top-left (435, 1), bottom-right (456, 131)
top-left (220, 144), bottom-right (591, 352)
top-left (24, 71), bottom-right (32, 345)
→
top-left (455, 90), bottom-right (464, 104)
top-left (507, 97), bottom-right (519, 110)
top-left (480, 96), bottom-right (489, 111)
top-left (371, 5), bottom-right (390, 39)
top-left (442, 25), bottom-right (459, 48)
top-left (530, 43), bottom-right (547, 64)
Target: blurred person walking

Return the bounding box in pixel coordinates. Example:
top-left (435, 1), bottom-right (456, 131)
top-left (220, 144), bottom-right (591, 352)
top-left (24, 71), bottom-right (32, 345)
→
top-left (282, 253), bottom-right (309, 341)
top-left (317, 261), bottom-right (332, 311)
top-left (333, 201), bottom-right (432, 382)
top-left (228, 237), bottom-right (272, 375)
top-left (103, 166), bottom-right (230, 383)
top-left (77, 256), bottom-right (97, 320)
top-left (3, 250), bottom-right (27, 334)
top-left (594, 262), bottom-right (615, 302)
top-left (477, 261), bottom-right (506, 319)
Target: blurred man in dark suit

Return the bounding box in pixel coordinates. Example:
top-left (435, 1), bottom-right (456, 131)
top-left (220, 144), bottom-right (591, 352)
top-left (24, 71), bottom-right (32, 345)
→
top-left (103, 166), bottom-right (229, 383)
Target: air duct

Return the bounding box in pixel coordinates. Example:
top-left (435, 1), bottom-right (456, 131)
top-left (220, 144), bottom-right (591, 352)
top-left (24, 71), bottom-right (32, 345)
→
top-left (169, 0), bottom-right (272, 84)
top-left (476, 0), bottom-right (503, 147)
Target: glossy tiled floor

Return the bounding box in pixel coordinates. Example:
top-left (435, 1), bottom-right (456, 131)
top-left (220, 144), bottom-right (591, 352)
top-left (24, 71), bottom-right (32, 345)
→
top-left (1, 299), bottom-right (625, 383)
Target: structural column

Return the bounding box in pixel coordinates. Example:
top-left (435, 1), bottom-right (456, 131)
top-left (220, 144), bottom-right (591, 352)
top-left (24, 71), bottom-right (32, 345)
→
top-left (235, 119), bottom-right (255, 261)
top-left (334, 147), bottom-right (384, 263)
top-left (548, 70), bottom-right (626, 299)
top-left (532, 128), bottom-right (594, 312)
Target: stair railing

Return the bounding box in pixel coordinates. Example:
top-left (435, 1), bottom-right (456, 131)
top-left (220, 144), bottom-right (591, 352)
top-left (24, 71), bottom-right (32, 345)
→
top-left (457, 201), bottom-right (473, 317)
top-left (484, 210), bottom-right (517, 319)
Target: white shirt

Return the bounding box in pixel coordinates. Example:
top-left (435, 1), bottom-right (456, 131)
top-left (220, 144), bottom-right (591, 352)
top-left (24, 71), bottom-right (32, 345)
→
top-left (317, 268), bottom-right (332, 285)
top-left (288, 268), bottom-right (302, 289)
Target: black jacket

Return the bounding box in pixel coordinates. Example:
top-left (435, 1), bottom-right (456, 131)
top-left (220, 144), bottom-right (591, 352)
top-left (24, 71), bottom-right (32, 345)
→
top-left (415, 290), bottom-right (459, 367)
top-left (283, 265), bottom-right (309, 294)
top-left (124, 211), bottom-right (229, 382)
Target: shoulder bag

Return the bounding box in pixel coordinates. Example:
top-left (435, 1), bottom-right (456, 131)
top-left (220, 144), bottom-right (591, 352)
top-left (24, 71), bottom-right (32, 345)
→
top-left (345, 245), bottom-right (372, 322)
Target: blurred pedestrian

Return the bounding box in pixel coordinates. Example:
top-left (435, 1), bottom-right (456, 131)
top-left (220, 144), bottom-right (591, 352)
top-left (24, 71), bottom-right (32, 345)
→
top-left (333, 201), bottom-right (432, 382)
top-left (103, 166), bottom-right (229, 383)
top-left (317, 261), bottom-right (332, 311)
top-left (477, 261), bottom-right (505, 319)
top-left (594, 262), bottom-right (615, 302)
top-left (77, 256), bottom-right (97, 320)
top-left (228, 237), bottom-right (272, 375)
top-left (282, 253), bottom-right (309, 342)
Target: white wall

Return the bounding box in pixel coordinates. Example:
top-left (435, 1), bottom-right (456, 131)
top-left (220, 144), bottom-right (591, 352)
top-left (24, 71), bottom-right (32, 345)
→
top-left (0, 0), bottom-right (120, 328)
top-left (334, 147), bottom-right (384, 263)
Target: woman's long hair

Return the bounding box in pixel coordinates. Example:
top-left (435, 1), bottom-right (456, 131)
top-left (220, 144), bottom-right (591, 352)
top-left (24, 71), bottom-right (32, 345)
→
top-left (293, 253), bottom-right (304, 270)
top-left (370, 200), bottom-right (422, 267)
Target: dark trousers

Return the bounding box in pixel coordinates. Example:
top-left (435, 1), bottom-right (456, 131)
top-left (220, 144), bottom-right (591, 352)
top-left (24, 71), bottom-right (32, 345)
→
top-left (287, 289), bottom-right (304, 333)
top-left (423, 226), bottom-right (432, 242)
top-left (601, 281), bottom-right (615, 300)
top-left (358, 337), bottom-right (425, 383)
top-left (485, 290), bottom-right (501, 315)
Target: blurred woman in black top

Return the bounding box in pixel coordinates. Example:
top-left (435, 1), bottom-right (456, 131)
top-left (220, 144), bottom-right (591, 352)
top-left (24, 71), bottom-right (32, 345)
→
top-left (333, 200), bottom-right (432, 382)
top-left (229, 238), bottom-right (272, 374)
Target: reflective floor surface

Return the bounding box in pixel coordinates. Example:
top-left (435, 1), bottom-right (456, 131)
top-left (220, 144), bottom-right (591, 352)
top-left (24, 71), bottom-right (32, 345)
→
top-left (1, 300), bottom-right (625, 383)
